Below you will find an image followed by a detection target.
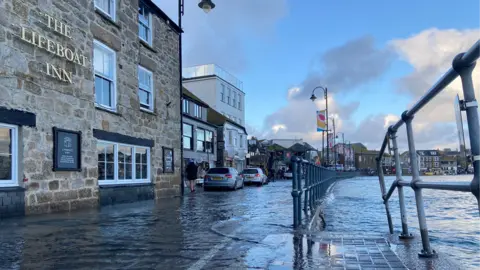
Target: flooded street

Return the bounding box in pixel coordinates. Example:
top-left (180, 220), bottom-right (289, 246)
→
top-left (1, 176), bottom-right (478, 269)
top-left (0, 181), bottom-right (294, 269)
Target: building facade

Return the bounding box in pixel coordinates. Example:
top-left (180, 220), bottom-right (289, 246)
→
top-left (182, 88), bottom-right (217, 170)
top-left (206, 108), bottom-right (248, 171)
top-left (0, 0), bottom-right (181, 218)
top-left (417, 150), bottom-right (441, 173)
top-left (183, 64), bottom-right (246, 126)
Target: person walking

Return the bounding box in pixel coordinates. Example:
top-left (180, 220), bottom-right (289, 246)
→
top-left (185, 159), bottom-right (198, 192)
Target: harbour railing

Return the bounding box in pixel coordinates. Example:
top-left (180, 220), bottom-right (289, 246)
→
top-left (291, 157), bottom-right (357, 228)
top-left (376, 40), bottom-right (480, 258)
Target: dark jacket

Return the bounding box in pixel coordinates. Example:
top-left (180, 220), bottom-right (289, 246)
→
top-left (186, 163), bottom-right (198, 180)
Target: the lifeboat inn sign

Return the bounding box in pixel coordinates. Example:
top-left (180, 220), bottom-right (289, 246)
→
top-left (19, 12), bottom-right (89, 84)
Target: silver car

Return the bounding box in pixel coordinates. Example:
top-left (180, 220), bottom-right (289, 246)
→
top-left (204, 167), bottom-right (244, 191)
top-left (241, 168), bottom-right (267, 186)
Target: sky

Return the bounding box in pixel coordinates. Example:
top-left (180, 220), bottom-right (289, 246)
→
top-left (154, 0), bottom-right (480, 152)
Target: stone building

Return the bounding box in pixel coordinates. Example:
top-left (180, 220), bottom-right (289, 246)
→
top-left (0, 0), bottom-right (181, 218)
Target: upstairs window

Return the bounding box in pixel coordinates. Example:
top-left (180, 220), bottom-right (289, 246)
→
top-left (182, 99), bottom-right (190, 114)
top-left (183, 124), bottom-right (193, 150)
top-left (196, 128), bottom-right (205, 152)
top-left (94, 40), bottom-right (116, 110)
top-left (238, 95), bottom-right (241, 110)
top-left (193, 104), bottom-right (202, 118)
top-left (139, 1), bottom-right (152, 45)
top-left (205, 130), bottom-right (214, 153)
top-left (138, 66), bottom-right (154, 111)
top-left (227, 88), bottom-right (231, 104)
top-left (95, 0), bottom-right (115, 20)
top-left (233, 92), bottom-right (237, 108)
top-left (221, 84), bottom-right (225, 102)
top-left (0, 124), bottom-right (17, 187)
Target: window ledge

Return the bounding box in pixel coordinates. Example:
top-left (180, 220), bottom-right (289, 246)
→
top-left (95, 8), bottom-right (121, 29)
top-left (139, 39), bottom-right (157, 53)
top-left (0, 186), bottom-right (25, 192)
top-left (99, 182), bottom-right (153, 188)
top-left (140, 108), bottom-right (156, 116)
top-left (95, 105), bottom-right (121, 116)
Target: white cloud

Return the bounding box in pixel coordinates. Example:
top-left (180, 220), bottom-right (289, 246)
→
top-left (253, 28), bottom-right (479, 152)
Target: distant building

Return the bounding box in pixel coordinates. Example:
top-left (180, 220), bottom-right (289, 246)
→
top-left (182, 88), bottom-right (217, 170)
top-left (417, 150), bottom-right (441, 172)
top-left (183, 64), bottom-right (246, 126)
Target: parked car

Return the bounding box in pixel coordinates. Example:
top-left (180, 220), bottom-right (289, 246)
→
top-left (241, 168), bottom-right (267, 186)
top-left (284, 170), bottom-right (293, 179)
top-left (204, 167), bottom-right (244, 191)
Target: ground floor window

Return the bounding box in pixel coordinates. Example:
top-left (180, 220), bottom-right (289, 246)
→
top-left (0, 123), bottom-right (17, 187)
top-left (97, 141), bottom-right (150, 185)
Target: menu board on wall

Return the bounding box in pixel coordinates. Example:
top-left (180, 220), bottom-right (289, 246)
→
top-left (52, 127), bottom-right (81, 171)
top-left (163, 147), bottom-right (174, 173)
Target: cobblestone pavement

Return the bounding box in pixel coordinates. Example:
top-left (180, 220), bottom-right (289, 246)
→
top-left (0, 180), bottom-right (407, 270)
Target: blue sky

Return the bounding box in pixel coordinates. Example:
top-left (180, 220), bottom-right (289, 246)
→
top-left (156, 0), bottom-right (479, 150)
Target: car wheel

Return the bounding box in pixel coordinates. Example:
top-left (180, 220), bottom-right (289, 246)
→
top-left (232, 181), bottom-right (238, 191)
top-left (240, 180), bottom-right (244, 189)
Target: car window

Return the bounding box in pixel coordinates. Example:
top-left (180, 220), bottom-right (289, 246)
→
top-left (242, 169), bottom-right (258, 174)
top-left (208, 168), bottom-right (229, 174)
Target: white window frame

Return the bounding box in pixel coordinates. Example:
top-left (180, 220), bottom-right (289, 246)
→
top-left (183, 99), bottom-right (190, 114)
top-left (238, 95), bottom-right (241, 110)
top-left (95, 0), bottom-right (116, 21)
top-left (0, 123), bottom-right (18, 187)
top-left (97, 140), bottom-right (151, 186)
top-left (139, 1), bottom-right (153, 45)
top-left (94, 40), bottom-right (117, 111)
top-left (221, 84), bottom-right (225, 102)
top-left (227, 88), bottom-right (231, 104)
top-left (193, 104), bottom-right (202, 118)
top-left (138, 65), bottom-right (154, 111)
top-left (233, 92), bottom-right (237, 108)
top-left (183, 123), bottom-right (193, 150)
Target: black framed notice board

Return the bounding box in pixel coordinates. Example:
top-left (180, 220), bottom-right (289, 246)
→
top-left (52, 127), bottom-right (82, 171)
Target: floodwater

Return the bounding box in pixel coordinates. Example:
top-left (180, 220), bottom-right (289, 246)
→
top-left (323, 175), bottom-right (480, 269)
top-left (0, 176), bottom-right (478, 269)
top-left (0, 182), bottom-right (295, 269)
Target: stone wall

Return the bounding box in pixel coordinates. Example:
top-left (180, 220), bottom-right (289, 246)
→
top-left (0, 0), bottom-right (181, 215)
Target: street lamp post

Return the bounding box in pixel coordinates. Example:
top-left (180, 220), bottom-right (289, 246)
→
top-left (336, 132), bottom-right (345, 171)
top-left (179, 0), bottom-right (216, 196)
top-left (310, 86), bottom-right (328, 165)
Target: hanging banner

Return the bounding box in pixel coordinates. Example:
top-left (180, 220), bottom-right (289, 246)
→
top-left (328, 133), bottom-right (334, 148)
top-left (316, 110), bottom-right (327, 132)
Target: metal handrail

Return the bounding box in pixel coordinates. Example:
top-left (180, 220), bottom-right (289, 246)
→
top-left (290, 157), bottom-right (341, 228)
top-left (376, 40), bottom-right (480, 258)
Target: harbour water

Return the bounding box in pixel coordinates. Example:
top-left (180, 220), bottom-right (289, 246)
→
top-left (323, 175), bottom-right (480, 269)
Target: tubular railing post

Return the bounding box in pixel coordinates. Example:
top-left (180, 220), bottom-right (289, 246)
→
top-left (297, 160), bottom-right (303, 225)
top-left (377, 157), bottom-right (394, 234)
top-left (390, 130), bottom-right (414, 239)
top-left (304, 163), bottom-right (309, 215)
top-left (291, 157), bottom-right (299, 228)
top-left (453, 54), bottom-right (480, 215)
top-left (404, 112), bottom-right (437, 258)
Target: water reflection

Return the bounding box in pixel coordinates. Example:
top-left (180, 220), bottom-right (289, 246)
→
top-left (324, 175), bottom-right (480, 268)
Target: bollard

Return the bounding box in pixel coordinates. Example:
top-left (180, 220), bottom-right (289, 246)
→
top-left (404, 112), bottom-right (436, 258)
top-left (291, 157), bottom-right (300, 228)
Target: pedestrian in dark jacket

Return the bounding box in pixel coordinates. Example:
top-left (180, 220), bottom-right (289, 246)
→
top-left (186, 159), bottom-right (198, 192)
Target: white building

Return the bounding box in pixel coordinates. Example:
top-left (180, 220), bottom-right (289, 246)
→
top-left (183, 64), bottom-right (246, 126)
top-left (183, 64), bottom-right (248, 171)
